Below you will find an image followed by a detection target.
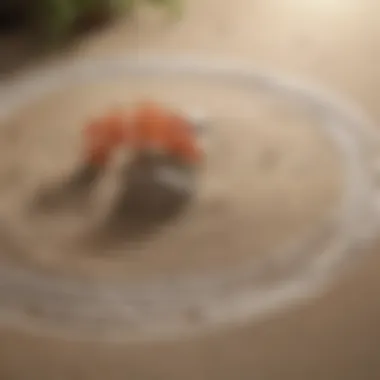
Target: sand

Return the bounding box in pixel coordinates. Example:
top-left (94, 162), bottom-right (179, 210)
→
top-left (0, 0), bottom-right (379, 378)
top-left (0, 77), bottom-right (343, 282)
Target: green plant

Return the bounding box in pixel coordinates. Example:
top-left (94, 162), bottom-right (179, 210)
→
top-left (36, 0), bottom-right (181, 42)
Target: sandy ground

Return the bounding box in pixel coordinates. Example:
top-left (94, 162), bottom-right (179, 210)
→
top-left (0, 80), bottom-right (342, 279)
top-left (0, 0), bottom-right (379, 379)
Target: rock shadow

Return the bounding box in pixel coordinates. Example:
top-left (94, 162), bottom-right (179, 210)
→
top-left (31, 163), bottom-right (102, 213)
top-left (92, 153), bottom-right (195, 251)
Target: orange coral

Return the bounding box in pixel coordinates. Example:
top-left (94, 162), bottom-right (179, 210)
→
top-left (83, 101), bottom-right (202, 166)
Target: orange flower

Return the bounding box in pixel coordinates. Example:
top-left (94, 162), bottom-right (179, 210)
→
top-left (83, 109), bottom-right (125, 165)
top-left (83, 101), bottom-right (202, 166)
top-left (132, 101), bottom-right (202, 163)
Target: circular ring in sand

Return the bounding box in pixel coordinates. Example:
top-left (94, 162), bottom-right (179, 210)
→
top-left (0, 56), bottom-right (379, 342)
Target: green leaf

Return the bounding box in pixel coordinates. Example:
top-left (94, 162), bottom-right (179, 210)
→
top-left (36, 0), bottom-right (182, 43)
top-left (107, 0), bottom-right (137, 14)
top-left (39, 0), bottom-right (77, 41)
top-left (145, 0), bottom-right (182, 17)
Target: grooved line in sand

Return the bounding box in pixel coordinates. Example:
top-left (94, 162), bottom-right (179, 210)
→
top-left (0, 56), bottom-right (379, 342)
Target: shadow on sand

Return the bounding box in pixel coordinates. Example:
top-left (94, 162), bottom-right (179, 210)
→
top-left (31, 154), bottom-right (196, 254)
top-left (99, 154), bottom-right (194, 246)
top-left (31, 163), bottom-right (103, 213)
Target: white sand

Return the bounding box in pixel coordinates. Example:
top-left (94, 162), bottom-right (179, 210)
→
top-left (0, 78), bottom-right (343, 281)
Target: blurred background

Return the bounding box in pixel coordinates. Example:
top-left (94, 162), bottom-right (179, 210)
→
top-left (0, 0), bottom-right (379, 379)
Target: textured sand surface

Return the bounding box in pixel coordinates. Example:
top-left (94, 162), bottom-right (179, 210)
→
top-left (0, 0), bottom-right (379, 379)
top-left (0, 79), bottom-right (342, 279)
